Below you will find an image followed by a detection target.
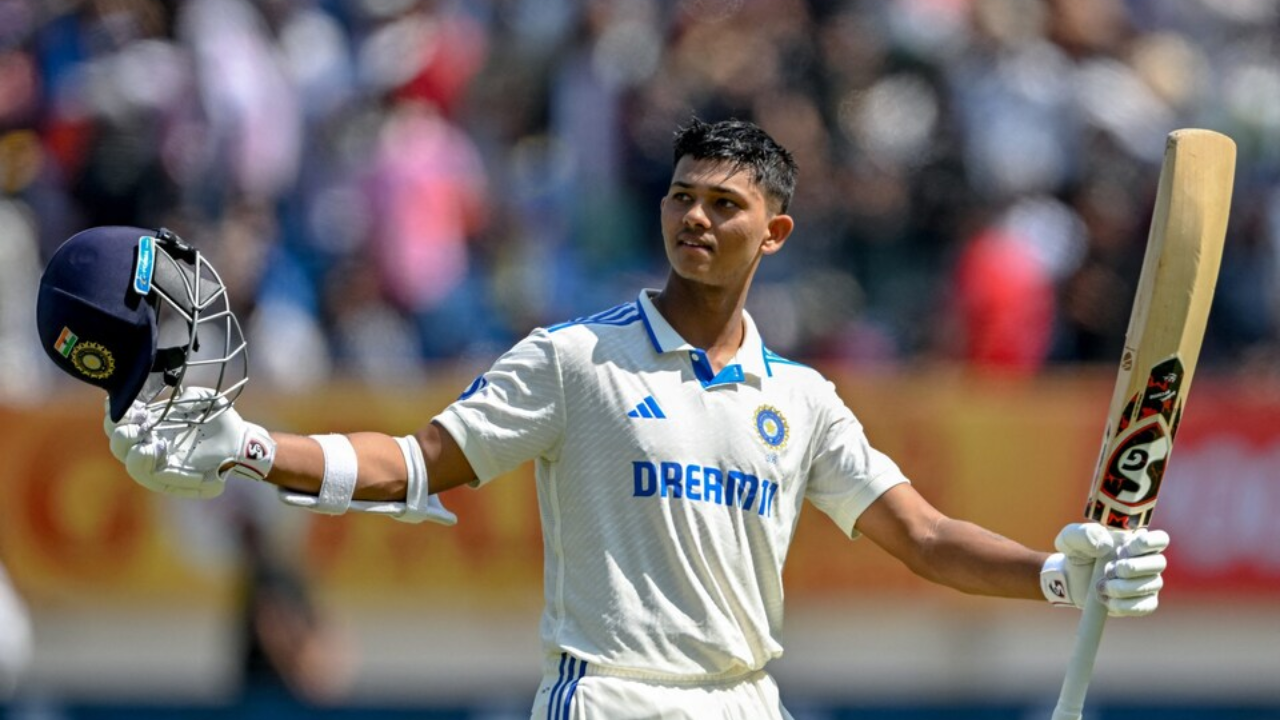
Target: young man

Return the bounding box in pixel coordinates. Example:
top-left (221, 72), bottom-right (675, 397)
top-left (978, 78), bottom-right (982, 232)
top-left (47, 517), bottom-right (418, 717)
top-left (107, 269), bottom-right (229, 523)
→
top-left (101, 119), bottom-right (1168, 718)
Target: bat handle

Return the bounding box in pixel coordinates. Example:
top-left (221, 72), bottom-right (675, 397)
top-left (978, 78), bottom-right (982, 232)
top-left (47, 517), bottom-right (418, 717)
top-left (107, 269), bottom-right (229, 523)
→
top-left (1050, 542), bottom-right (1118, 720)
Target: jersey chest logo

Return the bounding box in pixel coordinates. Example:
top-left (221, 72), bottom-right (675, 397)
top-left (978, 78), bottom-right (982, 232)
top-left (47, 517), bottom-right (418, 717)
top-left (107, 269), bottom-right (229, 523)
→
top-left (754, 405), bottom-right (789, 450)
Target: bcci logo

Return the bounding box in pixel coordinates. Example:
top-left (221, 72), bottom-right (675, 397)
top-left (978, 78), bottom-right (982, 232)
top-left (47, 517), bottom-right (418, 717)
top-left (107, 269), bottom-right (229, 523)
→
top-left (70, 341), bottom-right (115, 380)
top-left (754, 405), bottom-right (788, 450)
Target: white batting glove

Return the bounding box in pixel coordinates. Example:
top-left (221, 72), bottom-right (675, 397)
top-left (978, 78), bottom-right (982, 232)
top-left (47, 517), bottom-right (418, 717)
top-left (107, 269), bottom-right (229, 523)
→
top-left (1040, 522), bottom-right (1170, 617)
top-left (103, 397), bottom-right (152, 462)
top-left (103, 388), bottom-right (276, 499)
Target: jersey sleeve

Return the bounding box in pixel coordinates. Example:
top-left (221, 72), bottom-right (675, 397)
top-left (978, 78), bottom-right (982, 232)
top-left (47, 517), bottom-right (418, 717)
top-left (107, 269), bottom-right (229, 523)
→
top-left (432, 329), bottom-right (566, 485)
top-left (805, 383), bottom-right (910, 538)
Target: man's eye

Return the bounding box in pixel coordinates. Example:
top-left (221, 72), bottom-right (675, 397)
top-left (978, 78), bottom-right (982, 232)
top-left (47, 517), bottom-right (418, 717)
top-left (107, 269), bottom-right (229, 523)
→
top-left (717, 198), bottom-right (738, 209)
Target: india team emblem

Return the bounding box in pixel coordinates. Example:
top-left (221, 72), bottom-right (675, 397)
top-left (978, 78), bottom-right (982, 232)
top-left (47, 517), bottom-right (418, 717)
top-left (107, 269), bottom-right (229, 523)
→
top-left (754, 405), bottom-right (789, 450)
top-left (70, 341), bottom-right (115, 380)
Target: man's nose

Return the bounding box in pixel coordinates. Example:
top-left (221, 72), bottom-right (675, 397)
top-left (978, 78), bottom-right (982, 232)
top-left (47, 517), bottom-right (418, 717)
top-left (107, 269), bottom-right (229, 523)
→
top-left (683, 201), bottom-right (710, 228)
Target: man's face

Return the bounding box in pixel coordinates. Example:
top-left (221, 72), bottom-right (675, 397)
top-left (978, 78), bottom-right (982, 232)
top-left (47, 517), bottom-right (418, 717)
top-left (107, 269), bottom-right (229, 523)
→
top-left (660, 156), bottom-right (791, 290)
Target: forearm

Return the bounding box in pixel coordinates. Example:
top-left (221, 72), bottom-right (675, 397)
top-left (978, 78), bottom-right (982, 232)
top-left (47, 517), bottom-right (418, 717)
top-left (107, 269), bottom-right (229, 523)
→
top-left (916, 517), bottom-right (1049, 600)
top-left (267, 432), bottom-right (409, 501)
top-left (265, 421), bottom-right (477, 502)
top-left (103, 390), bottom-right (471, 526)
top-left (857, 485), bottom-right (1049, 601)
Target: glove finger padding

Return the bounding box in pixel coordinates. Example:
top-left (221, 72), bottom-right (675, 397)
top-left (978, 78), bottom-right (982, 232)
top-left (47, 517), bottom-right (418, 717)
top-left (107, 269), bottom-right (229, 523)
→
top-left (123, 428), bottom-right (227, 499)
top-left (103, 398), bottom-right (154, 462)
top-left (1098, 528), bottom-right (1169, 616)
top-left (1043, 522), bottom-right (1171, 617)
top-left (108, 423), bottom-right (146, 463)
top-left (151, 466), bottom-right (225, 499)
top-left (1104, 595), bottom-right (1160, 617)
top-left (1054, 522), bottom-right (1117, 558)
top-left (1101, 573), bottom-right (1164, 601)
top-left (124, 439), bottom-right (220, 497)
top-left (1043, 522), bottom-right (1115, 609)
top-left (1110, 553), bottom-right (1167, 580)
top-left (122, 422), bottom-right (230, 497)
top-left (1118, 528), bottom-right (1170, 558)
top-left (123, 438), bottom-right (162, 484)
top-left (105, 387), bottom-right (270, 500)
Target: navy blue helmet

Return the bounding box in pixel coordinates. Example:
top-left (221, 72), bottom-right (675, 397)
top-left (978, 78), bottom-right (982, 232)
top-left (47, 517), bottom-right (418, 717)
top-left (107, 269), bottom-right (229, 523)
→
top-left (36, 226), bottom-right (247, 424)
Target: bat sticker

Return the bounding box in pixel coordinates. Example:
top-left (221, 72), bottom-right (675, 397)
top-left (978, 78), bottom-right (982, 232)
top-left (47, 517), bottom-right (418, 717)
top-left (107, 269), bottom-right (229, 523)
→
top-left (1100, 421), bottom-right (1170, 507)
top-left (1137, 357), bottom-right (1183, 424)
top-left (1091, 357), bottom-right (1187, 527)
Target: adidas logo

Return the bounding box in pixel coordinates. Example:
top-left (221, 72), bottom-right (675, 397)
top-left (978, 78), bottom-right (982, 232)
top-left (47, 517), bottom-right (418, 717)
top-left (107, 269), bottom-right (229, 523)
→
top-left (627, 396), bottom-right (667, 419)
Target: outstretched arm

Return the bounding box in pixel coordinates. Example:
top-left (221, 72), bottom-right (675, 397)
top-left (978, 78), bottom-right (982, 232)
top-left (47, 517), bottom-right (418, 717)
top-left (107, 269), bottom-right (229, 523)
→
top-left (854, 484), bottom-right (1169, 616)
top-left (855, 484), bottom-right (1047, 600)
top-left (105, 389), bottom-right (476, 523)
top-left (268, 422), bottom-right (477, 500)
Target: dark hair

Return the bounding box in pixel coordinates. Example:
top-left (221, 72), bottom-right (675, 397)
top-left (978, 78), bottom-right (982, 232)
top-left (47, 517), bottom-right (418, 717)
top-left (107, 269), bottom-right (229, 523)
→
top-left (672, 118), bottom-right (798, 213)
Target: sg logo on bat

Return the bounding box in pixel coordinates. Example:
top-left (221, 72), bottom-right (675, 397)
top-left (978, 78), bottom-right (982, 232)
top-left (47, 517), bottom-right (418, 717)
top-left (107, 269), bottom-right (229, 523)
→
top-left (1088, 357), bottom-right (1185, 529)
top-left (1101, 420), bottom-right (1171, 506)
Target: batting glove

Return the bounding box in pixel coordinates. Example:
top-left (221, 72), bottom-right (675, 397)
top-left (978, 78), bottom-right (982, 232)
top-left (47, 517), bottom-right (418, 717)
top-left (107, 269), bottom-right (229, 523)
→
top-left (104, 397), bottom-right (152, 463)
top-left (1040, 522), bottom-right (1169, 617)
top-left (104, 388), bottom-right (275, 499)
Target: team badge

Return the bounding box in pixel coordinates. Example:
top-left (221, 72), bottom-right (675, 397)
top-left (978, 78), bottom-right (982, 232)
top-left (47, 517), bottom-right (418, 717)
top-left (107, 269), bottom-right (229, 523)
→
top-left (70, 341), bottom-right (115, 380)
top-left (754, 405), bottom-right (788, 450)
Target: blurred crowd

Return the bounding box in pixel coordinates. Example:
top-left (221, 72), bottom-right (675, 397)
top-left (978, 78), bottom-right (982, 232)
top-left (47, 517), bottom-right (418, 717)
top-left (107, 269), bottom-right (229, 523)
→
top-left (3, 0), bottom-right (1280, 396)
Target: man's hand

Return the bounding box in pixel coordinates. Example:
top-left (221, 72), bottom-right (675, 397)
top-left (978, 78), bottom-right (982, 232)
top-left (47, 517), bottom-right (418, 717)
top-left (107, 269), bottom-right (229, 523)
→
top-left (103, 388), bottom-right (276, 499)
top-left (1040, 522), bottom-right (1170, 617)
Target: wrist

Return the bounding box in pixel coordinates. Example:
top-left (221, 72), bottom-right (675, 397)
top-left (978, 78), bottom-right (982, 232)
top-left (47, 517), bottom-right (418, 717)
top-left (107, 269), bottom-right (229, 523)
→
top-left (1040, 552), bottom-right (1074, 607)
top-left (221, 423), bottom-right (276, 482)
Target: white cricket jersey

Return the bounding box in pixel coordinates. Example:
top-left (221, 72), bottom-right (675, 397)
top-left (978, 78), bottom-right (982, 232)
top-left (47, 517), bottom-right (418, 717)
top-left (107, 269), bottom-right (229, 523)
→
top-left (434, 289), bottom-right (909, 681)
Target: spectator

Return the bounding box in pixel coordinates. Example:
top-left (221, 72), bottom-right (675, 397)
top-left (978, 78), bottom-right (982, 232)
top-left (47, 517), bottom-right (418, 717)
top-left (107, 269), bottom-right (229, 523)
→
top-left (13, 0), bottom-right (1280, 375)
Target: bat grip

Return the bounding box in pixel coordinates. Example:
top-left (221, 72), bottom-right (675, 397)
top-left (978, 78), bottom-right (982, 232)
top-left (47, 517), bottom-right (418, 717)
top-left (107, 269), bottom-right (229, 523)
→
top-left (1050, 535), bottom-right (1122, 720)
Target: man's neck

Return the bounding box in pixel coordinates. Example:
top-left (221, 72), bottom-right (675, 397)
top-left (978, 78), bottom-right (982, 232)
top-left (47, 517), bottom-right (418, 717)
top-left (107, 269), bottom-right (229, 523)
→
top-left (652, 276), bottom-right (748, 371)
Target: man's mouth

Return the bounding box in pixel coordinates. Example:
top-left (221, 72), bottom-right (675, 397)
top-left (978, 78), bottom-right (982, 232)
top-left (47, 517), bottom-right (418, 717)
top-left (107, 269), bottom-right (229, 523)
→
top-left (677, 235), bottom-right (714, 251)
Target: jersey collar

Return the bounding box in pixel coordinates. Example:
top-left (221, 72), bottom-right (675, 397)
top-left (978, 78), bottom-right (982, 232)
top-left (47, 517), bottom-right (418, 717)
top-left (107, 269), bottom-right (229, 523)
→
top-left (636, 289), bottom-right (768, 384)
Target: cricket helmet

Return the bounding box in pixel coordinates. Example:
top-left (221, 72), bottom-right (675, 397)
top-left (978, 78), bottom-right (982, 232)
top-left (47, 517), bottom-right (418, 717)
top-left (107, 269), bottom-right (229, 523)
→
top-left (36, 226), bottom-right (248, 426)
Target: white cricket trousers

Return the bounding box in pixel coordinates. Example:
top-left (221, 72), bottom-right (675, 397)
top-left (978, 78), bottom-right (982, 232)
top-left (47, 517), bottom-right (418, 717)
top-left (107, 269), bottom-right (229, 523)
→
top-left (530, 652), bottom-right (795, 720)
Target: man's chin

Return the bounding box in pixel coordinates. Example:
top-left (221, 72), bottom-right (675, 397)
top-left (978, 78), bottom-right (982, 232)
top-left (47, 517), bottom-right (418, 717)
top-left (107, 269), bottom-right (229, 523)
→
top-left (666, 268), bottom-right (727, 292)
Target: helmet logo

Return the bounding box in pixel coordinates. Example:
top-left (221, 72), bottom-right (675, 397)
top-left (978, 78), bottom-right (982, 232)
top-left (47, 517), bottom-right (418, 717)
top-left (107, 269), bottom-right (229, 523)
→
top-left (133, 234), bottom-right (155, 295)
top-left (70, 342), bottom-right (115, 380)
top-left (53, 326), bottom-right (79, 357)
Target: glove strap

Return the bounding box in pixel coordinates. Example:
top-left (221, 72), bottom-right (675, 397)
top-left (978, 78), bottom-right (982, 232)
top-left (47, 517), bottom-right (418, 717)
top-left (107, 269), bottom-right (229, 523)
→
top-left (223, 423), bottom-right (276, 482)
top-left (1040, 552), bottom-right (1074, 607)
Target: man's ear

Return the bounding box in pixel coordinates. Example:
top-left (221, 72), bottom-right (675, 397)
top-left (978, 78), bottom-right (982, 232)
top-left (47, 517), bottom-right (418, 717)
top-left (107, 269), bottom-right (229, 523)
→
top-left (762, 214), bottom-right (794, 255)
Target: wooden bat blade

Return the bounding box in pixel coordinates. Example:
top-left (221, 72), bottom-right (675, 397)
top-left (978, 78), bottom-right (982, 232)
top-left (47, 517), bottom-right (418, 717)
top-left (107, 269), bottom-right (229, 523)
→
top-left (1053, 128), bottom-right (1237, 720)
top-left (1085, 129), bottom-right (1236, 529)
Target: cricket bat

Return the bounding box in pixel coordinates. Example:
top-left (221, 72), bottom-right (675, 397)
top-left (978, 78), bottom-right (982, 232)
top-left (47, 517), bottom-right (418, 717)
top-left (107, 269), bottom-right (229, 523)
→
top-left (1051, 129), bottom-right (1236, 720)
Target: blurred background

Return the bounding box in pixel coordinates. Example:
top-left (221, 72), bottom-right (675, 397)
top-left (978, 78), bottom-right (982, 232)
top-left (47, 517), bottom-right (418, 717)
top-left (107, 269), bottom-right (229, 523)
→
top-left (1, 0), bottom-right (1278, 718)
